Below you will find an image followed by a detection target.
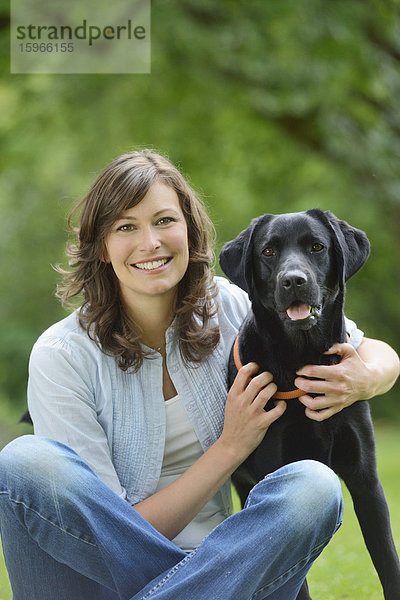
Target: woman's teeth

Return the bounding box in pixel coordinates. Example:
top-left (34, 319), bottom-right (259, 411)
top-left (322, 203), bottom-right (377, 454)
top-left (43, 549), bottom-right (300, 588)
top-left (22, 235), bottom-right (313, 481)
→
top-left (134, 258), bottom-right (169, 271)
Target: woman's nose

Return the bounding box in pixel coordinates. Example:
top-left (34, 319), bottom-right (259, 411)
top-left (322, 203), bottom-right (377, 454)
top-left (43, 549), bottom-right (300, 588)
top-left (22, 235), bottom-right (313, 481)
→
top-left (137, 226), bottom-right (161, 252)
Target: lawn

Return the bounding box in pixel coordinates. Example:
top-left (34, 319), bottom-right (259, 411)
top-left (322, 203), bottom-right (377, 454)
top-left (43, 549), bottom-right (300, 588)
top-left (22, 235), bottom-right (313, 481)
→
top-left (0, 424), bottom-right (399, 599)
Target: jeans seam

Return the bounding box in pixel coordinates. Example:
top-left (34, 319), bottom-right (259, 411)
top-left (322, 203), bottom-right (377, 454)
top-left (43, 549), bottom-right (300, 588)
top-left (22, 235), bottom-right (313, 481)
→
top-left (0, 492), bottom-right (97, 547)
top-left (139, 551), bottom-right (196, 599)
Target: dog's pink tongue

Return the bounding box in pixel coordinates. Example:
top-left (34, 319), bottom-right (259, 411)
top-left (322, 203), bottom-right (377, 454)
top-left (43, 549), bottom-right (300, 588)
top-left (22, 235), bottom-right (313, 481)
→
top-left (287, 303), bottom-right (310, 320)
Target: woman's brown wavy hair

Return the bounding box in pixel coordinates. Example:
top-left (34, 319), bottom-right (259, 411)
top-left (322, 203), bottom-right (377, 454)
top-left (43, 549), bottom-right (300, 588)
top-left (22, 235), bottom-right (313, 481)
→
top-left (56, 150), bottom-right (220, 370)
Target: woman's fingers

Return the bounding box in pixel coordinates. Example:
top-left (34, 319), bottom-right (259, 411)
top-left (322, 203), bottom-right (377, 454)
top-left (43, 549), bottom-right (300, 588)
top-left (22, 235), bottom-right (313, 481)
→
top-left (222, 363), bottom-right (286, 460)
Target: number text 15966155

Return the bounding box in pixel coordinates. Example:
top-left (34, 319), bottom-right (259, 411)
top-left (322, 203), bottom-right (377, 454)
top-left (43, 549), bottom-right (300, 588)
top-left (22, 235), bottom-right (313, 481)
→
top-left (19, 42), bottom-right (74, 53)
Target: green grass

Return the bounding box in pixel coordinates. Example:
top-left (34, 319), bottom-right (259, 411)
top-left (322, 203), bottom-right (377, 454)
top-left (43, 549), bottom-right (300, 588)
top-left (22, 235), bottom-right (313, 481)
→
top-left (0, 424), bottom-right (399, 599)
top-left (0, 552), bottom-right (10, 600)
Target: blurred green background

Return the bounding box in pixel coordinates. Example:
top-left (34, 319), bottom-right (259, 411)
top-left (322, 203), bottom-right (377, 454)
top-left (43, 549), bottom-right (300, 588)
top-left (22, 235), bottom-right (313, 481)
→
top-left (1, 0), bottom-right (400, 442)
top-left (0, 2), bottom-right (400, 597)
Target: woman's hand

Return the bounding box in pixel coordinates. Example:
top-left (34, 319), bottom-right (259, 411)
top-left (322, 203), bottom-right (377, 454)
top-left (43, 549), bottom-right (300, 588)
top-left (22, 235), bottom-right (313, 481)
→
top-left (295, 338), bottom-right (400, 422)
top-left (218, 363), bottom-right (286, 463)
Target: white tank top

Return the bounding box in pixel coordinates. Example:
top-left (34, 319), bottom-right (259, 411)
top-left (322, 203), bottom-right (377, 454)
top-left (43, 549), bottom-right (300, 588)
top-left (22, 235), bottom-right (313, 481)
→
top-left (155, 395), bottom-right (227, 552)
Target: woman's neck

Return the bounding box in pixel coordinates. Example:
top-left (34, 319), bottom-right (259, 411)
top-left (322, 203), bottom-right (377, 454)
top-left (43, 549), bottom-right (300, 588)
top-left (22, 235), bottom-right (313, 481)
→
top-left (125, 294), bottom-right (176, 351)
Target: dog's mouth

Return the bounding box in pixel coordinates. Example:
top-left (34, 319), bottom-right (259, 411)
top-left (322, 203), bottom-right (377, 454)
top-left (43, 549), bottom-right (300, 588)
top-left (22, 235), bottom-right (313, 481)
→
top-left (284, 302), bottom-right (321, 322)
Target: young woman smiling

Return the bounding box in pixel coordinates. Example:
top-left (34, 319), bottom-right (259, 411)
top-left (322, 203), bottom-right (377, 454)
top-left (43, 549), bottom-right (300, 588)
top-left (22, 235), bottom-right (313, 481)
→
top-left (0, 150), bottom-right (398, 600)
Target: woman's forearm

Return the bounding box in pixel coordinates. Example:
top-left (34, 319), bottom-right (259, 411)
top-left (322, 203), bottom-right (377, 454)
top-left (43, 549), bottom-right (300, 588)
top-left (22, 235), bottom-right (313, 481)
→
top-left (132, 439), bottom-right (241, 540)
top-left (356, 337), bottom-right (400, 398)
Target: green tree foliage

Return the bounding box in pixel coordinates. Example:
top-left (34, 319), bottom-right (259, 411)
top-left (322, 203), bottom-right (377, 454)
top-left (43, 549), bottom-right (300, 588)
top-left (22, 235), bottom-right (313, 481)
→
top-left (1, 0), bottom-right (399, 418)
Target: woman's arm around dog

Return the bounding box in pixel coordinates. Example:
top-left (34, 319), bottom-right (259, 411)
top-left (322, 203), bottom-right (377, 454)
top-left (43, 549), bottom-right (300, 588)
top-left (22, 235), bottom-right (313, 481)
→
top-left (295, 338), bottom-right (400, 421)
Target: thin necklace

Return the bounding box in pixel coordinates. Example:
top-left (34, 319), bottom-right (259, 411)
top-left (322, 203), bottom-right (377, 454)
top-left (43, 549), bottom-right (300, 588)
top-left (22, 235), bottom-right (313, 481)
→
top-left (148, 341), bottom-right (166, 353)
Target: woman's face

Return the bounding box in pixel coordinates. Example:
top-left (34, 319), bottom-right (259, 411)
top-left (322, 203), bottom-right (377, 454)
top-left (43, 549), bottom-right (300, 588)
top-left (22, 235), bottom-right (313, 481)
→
top-left (104, 181), bottom-right (189, 311)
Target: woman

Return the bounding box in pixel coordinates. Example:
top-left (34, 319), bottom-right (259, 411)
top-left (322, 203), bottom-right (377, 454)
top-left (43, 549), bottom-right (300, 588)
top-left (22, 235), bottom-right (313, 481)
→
top-left (0, 150), bottom-right (398, 600)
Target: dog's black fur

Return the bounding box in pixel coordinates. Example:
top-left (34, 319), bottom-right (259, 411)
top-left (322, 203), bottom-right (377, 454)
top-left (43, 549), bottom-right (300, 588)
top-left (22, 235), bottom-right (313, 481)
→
top-left (219, 209), bottom-right (400, 600)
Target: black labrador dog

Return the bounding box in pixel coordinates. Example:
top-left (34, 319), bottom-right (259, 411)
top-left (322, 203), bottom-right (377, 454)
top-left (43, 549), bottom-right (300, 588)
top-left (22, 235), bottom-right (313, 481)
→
top-left (219, 209), bottom-right (400, 600)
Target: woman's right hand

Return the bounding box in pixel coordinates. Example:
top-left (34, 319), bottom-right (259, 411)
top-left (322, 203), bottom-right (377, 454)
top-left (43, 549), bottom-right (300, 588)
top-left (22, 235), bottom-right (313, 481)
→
top-left (218, 362), bottom-right (287, 464)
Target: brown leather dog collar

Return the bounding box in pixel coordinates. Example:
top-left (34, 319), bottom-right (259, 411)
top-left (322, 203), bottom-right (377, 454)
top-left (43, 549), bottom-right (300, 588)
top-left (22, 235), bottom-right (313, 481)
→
top-left (233, 335), bottom-right (307, 400)
top-left (233, 333), bottom-right (350, 399)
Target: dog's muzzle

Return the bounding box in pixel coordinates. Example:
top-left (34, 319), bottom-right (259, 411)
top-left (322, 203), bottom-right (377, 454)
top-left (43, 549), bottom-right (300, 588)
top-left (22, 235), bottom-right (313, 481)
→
top-left (276, 268), bottom-right (322, 328)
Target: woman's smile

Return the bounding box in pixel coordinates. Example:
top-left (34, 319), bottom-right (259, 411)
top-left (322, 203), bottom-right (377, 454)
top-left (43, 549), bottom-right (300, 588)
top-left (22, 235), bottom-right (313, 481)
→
top-left (132, 256), bottom-right (172, 272)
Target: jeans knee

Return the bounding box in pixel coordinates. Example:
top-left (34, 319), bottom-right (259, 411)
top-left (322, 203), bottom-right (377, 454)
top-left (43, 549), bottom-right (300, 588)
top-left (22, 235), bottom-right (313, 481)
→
top-left (0, 435), bottom-right (74, 495)
top-left (244, 460), bottom-right (343, 555)
top-left (292, 460), bottom-right (343, 529)
top-left (1, 434), bottom-right (52, 468)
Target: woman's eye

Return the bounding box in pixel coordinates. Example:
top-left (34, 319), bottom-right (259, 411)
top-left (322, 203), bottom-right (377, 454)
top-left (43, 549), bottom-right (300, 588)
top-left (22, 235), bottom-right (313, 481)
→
top-left (117, 224), bottom-right (135, 232)
top-left (262, 247), bottom-right (275, 257)
top-left (157, 217), bottom-right (175, 225)
top-left (311, 242), bottom-right (324, 252)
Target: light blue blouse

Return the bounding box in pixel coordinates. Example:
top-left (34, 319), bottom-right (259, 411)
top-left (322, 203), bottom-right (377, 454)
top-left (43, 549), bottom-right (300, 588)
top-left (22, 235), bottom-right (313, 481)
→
top-left (28, 276), bottom-right (363, 516)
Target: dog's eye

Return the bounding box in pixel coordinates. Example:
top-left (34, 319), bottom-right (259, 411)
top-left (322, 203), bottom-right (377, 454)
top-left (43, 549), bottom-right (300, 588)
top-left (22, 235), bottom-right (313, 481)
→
top-left (262, 247), bottom-right (275, 257)
top-left (311, 243), bottom-right (324, 252)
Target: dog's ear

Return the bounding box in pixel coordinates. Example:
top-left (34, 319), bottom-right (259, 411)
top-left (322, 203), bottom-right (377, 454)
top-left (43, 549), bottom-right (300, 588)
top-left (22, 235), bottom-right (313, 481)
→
top-left (307, 209), bottom-right (370, 282)
top-left (219, 215), bottom-right (272, 295)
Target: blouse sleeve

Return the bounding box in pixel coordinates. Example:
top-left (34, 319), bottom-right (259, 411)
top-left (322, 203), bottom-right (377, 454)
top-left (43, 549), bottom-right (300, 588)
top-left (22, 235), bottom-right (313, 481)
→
top-left (344, 316), bottom-right (364, 349)
top-left (214, 276), bottom-right (251, 327)
top-left (27, 338), bottom-right (126, 499)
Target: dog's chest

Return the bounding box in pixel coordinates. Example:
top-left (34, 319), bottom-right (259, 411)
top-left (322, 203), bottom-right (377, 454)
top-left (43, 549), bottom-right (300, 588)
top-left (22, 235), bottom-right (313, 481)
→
top-left (236, 334), bottom-right (324, 392)
top-left (233, 313), bottom-right (341, 392)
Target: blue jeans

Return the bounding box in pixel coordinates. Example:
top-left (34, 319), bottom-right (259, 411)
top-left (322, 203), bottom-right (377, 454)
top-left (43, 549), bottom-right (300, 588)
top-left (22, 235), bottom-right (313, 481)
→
top-left (0, 436), bottom-right (343, 599)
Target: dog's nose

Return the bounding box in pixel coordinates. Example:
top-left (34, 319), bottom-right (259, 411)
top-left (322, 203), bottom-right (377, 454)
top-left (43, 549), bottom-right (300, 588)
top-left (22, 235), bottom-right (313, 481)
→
top-left (281, 270), bottom-right (308, 290)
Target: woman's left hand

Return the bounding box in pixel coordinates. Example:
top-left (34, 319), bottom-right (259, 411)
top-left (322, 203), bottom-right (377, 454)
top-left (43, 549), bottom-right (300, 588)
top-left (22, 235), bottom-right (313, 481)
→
top-left (294, 342), bottom-right (377, 422)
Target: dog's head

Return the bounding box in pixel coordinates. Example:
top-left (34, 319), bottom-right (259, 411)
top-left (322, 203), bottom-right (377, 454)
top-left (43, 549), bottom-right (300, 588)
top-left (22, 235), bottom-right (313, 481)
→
top-left (219, 209), bottom-right (370, 332)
